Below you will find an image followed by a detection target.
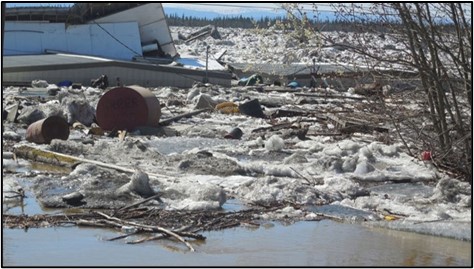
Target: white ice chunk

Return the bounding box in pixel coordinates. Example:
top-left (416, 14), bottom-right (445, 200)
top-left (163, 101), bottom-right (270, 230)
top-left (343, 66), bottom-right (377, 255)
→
top-left (264, 135), bottom-right (285, 151)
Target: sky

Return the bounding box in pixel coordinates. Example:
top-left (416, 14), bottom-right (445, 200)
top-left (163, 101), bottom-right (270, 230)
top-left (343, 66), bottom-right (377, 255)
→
top-left (4, 2), bottom-right (319, 11)
top-left (4, 2), bottom-right (337, 19)
top-left (5, 2), bottom-right (471, 22)
top-left (162, 3), bottom-right (325, 14)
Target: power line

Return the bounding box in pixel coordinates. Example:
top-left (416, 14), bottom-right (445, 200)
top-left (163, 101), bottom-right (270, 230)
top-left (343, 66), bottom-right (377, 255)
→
top-left (163, 3), bottom-right (388, 18)
top-left (91, 20), bottom-right (142, 57)
top-left (164, 3), bottom-right (374, 13)
top-left (165, 3), bottom-right (335, 13)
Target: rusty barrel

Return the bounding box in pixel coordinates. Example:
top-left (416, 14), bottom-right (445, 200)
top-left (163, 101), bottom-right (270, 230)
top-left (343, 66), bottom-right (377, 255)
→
top-left (95, 85), bottom-right (161, 131)
top-left (26, 116), bottom-right (70, 144)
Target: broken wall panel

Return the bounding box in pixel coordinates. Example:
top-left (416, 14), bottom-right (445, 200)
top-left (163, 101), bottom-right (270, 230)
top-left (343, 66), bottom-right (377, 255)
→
top-left (4, 21), bottom-right (142, 61)
top-left (92, 3), bottom-right (177, 58)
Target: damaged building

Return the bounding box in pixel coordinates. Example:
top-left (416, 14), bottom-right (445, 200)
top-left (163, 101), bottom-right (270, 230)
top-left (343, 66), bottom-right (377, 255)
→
top-left (2, 3), bottom-right (231, 88)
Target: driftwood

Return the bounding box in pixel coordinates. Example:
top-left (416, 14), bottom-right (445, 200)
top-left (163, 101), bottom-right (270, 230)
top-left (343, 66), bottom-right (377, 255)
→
top-left (3, 202), bottom-right (326, 252)
top-left (327, 114), bottom-right (389, 134)
top-left (290, 167), bottom-right (323, 185)
top-left (306, 132), bottom-right (344, 136)
top-left (127, 225), bottom-right (196, 244)
top-left (106, 232), bottom-right (140, 241)
top-left (263, 86), bottom-right (301, 93)
top-left (94, 211), bottom-right (196, 252)
top-left (159, 108), bottom-right (212, 126)
top-left (340, 124), bottom-right (389, 134)
top-left (13, 145), bottom-right (167, 180)
top-left (294, 92), bottom-right (366, 101)
top-left (114, 193), bottom-right (163, 214)
top-left (71, 211), bottom-right (199, 251)
top-left (349, 175), bottom-right (432, 184)
top-left (353, 82), bottom-right (383, 96)
top-left (251, 122), bottom-right (293, 133)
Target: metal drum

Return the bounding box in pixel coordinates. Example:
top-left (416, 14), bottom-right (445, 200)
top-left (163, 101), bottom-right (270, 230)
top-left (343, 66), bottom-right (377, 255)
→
top-left (26, 116), bottom-right (70, 144)
top-left (95, 85), bottom-right (161, 131)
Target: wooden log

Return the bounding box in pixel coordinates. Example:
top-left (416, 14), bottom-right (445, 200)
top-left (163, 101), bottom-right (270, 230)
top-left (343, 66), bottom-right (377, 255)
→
top-left (327, 114), bottom-right (389, 134)
top-left (290, 167), bottom-right (313, 185)
top-left (127, 225), bottom-right (205, 244)
top-left (294, 92), bottom-right (366, 101)
top-left (270, 109), bottom-right (308, 118)
top-left (251, 122), bottom-right (293, 133)
top-left (106, 232), bottom-right (138, 241)
top-left (13, 145), bottom-right (168, 180)
top-left (115, 193), bottom-right (163, 214)
top-left (95, 211), bottom-right (196, 252)
top-left (306, 132), bottom-right (343, 137)
top-left (14, 145), bottom-right (78, 167)
top-left (159, 108), bottom-right (212, 126)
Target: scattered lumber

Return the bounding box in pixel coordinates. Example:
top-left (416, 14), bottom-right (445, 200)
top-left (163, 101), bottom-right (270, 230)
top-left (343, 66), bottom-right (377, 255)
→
top-left (327, 114), bottom-right (389, 134)
top-left (94, 211), bottom-right (196, 252)
top-left (251, 122), bottom-right (293, 133)
top-left (3, 204), bottom-right (319, 250)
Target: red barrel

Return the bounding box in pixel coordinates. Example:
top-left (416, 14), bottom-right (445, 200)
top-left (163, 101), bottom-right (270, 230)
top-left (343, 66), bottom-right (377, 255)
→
top-left (95, 85), bottom-right (161, 131)
top-left (26, 116), bottom-right (70, 144)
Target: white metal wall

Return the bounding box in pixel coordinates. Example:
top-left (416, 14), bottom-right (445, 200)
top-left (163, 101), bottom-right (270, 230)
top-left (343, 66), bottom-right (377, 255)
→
top-left (93, 3), bottom-right (177, 58)
top-left (4, 21), bottom-right (143, 60)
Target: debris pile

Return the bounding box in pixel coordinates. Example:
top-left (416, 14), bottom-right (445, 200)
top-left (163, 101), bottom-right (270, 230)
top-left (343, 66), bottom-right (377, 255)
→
top-left (2, 26), bottom-right (471, 245)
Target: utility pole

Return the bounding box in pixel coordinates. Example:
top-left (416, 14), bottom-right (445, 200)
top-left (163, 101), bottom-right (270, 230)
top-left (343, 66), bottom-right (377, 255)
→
top-left (204, 45), bottom-right (209, 83)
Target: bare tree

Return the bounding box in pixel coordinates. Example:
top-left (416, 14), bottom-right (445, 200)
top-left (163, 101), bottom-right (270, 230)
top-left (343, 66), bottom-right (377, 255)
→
top-left (281, 3), bottom-right (472, 180)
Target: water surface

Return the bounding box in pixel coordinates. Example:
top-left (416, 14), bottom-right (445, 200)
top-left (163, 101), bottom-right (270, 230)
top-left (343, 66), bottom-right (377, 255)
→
top-left (3, 220), bottom-right (471, 267)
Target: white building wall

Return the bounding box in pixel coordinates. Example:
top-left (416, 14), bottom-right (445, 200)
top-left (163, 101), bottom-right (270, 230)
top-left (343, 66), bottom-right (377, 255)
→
top-left (4, 21), bottom-right (143, 60)
top-left (93, 3), bottom-right (177, 57)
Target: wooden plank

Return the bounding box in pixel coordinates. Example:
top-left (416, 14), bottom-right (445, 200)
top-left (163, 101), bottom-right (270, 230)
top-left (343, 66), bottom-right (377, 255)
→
top-left (158, 108), bottom-right (212, 126)
top-left (294, 92), bottom-right (365, 101)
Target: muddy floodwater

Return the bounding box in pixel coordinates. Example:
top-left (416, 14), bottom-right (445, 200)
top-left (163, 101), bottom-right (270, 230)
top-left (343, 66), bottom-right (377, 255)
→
top-left (3, 220), bottom-right (471, 267)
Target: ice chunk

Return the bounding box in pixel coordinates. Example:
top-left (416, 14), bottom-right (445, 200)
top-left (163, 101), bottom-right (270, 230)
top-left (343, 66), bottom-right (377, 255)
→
top-left (354, 160), bottom-right (374, 175)
top-left (265, 135), bottom-right (285, 151)
top-left (161, 181), bottom-right (226, 210)
top-left (116, 171), bottom-right (155, 198)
